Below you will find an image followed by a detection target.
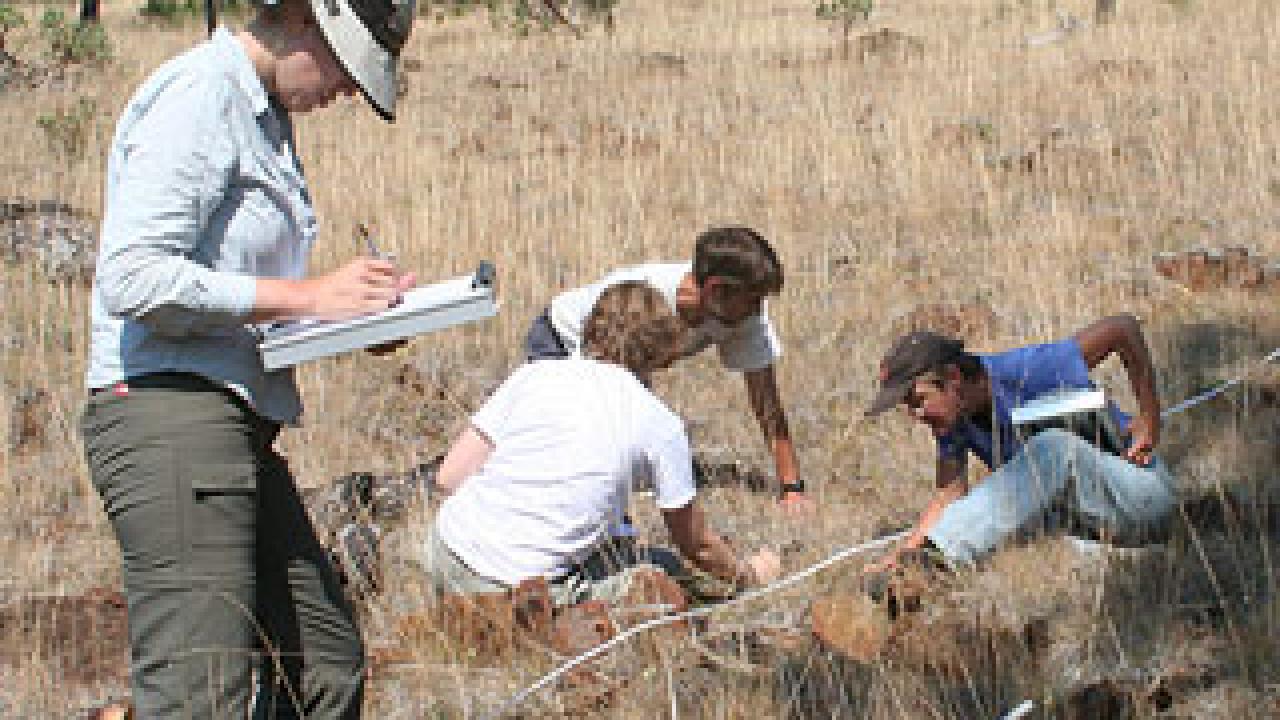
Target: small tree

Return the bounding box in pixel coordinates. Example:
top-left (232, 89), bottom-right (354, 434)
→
top-left (39, 8), bottom-right (112, 65)
top-left (817, 0), bottom-right (874, 57)
top-left (37, 95), bottom-right (99, 159)
top-left (0, 3), bottom-right (25, 55)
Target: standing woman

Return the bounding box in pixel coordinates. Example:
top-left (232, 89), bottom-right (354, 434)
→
top-left (81, 0), bottom-right (416, 716)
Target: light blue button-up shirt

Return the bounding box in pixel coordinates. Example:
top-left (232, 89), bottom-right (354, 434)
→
top-left (87, 28), bottom-right (317, 425)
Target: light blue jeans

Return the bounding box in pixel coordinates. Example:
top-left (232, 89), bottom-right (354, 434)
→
top-left (928, 429), bottom-right (1176, 569)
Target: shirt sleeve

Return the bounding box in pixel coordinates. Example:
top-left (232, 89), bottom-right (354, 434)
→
top-left (95, 71), bottom-right (256, 337)
top-left (716, 311), bottom-right (783, 372)
top-left (643, 411), bottom-right (697, 510)
top-left (1000, 340), bottom-right (1095, 400)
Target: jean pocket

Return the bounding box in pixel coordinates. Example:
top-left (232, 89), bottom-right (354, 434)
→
top-left (190, 464), bottom-right (257, 548)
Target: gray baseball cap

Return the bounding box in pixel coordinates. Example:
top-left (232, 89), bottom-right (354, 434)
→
top-left (309, 0), bottom-right (415, 122)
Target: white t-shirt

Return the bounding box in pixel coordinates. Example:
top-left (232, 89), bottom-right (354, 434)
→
top-left (434, 357), bottom-right (698, 586)
top-left (547, 262), bottom-right (782, 372)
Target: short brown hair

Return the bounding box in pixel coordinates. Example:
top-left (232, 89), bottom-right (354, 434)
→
top-left (692, 226), bottom-right (783, 296)
top-left (252, 0), bottom-right (314, 31)
top-left (582, 281), bottom-right (686, 375)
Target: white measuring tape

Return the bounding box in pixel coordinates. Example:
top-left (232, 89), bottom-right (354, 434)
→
top-left (489, 531), bottom-right (906, 717)
top-left (1000, 699), bottom-right (1036, 719)
top-left (491, 345), bottom-right (1280, 718)
top-left (1161, 347), bottom-right (1280, 418)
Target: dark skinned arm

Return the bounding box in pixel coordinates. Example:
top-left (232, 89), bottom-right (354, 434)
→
top-left (864, 455), bottom-right (967, 573)
top-left (1073, 314), bottom-right (1161, 466)
top-left (743, 366), bottom-right (809, 512)
top-left (663, 501), bottom-right (781, 586)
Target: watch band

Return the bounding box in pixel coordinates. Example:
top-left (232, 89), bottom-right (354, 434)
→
top-left (780, 480), bottom-right (805, 494)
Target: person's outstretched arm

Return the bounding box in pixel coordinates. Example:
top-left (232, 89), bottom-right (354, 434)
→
top-left (864, 455), bottom-right (967, 573)
top-left (663, 501), bottom-right (781, 587)
top-left (744, 366), bottom-right (811, 513)
top-left (434, 425), bottom-right (493, 497)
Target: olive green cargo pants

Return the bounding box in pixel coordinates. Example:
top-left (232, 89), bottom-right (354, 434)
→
top-left (81, 374), bottom-right (364, 719)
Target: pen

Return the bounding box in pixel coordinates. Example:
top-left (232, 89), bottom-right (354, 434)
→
top-left (356, 222), bottom-right (407, 309)
top-left (356, 223), bottom-right (392, 261)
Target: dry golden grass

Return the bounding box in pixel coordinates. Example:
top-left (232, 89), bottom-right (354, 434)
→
top-left (2, 0), bottom-right (1280, 716)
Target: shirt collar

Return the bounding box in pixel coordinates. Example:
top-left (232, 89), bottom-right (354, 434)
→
top-left (210, 27), bottom-right (271, 117)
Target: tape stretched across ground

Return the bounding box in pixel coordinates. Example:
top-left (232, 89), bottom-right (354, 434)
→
top-left (488, 530), bottom-right (907, 718)
top-left (492, 344), bottom-right (1280, 718)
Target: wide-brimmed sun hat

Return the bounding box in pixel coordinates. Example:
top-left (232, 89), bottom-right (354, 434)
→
top-left (309, 0), bottom-right (415, 122)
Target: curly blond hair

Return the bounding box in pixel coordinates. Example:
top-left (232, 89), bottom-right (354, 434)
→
top-left (582, 281), bottom-right (686, 375)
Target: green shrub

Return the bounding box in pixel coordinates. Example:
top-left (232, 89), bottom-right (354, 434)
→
top-left (39, 9), bottom-right (111, 65)
top-left (0, 3), bottom-right (25, 55)
top-left (139, 0), bottom-right (246, 25)
top-left (420, 0), bottom-right (616, 35)
top-left (817, 0), bottom-right (874, 50)
top-left (37, 95), bottom-right (98, 159)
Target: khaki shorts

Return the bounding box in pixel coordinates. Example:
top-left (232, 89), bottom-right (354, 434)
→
top-left (421, 528), bottom-right (672, 607)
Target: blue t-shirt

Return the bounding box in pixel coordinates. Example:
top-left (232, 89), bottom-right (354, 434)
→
top-left (937, 338), bottom-right (1130, 469)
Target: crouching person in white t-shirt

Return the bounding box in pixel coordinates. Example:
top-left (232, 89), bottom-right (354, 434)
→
top-left (422, 281), bottom-right (782, 608)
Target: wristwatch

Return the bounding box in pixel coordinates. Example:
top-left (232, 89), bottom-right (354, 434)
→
top-left (780, 480), bottom-right (805, 494)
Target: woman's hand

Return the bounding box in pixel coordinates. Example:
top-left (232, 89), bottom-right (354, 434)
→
top-left (252, 258), bottom-right (416, 324)
top-left (303, 257), bottom-right (416, 320)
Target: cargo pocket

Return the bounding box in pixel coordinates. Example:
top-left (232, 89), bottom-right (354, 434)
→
top-left (190, 464), bottom-right (258, 549)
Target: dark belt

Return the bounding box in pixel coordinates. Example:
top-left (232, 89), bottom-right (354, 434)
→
top-left (90, 371), bottom-right (226, 396)
top-left (89, 372), bottom-right (279, 441)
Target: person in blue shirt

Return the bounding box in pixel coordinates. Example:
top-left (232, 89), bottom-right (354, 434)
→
top-left (863, 315), bottom-right (1176, 576)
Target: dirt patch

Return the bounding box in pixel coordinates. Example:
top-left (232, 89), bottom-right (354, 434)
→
top-left (0, 197), bottom-right (97, 283)
top-left (470, 72), bottom-right (532, 91)
top-left (0, 587), bottom-right (129, 686)
top-left (691, 452), bottom-right (771, 493)
top-left (1154, 246), bottom-right (1280, 292)
top-left (889, 301), bottom-right (1000, 342)
top-left (633, 51), bottom-right (686, 78)
top-left (851, 28), bottom-right (924, 63)
top-left (1076, 57), bottom-right (1157, 87)
top-left (984, 123), bottom-right (1151, 181)
top-left (7, 385), bottom-right (52, 455)
top-left (0, 53), bottom-right (76, 92)
top-left (766, 29), bottom-right (923, 70)
top-left (927, 117), bottom-right (996, 153)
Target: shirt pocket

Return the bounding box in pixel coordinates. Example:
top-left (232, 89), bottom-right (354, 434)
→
top-left (189, 463), bottom-right (257, 548)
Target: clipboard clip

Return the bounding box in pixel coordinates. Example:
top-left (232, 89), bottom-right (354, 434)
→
top-left (472, 261), bottom-right (496, 290)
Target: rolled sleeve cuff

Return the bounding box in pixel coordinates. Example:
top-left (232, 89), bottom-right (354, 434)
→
top-left (213, 271), bottom-right (258, 318)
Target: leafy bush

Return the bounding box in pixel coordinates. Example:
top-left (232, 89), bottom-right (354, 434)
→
top-left (421, 0), bottom-right (617, 36)
top-left (817, 0), bottom-right (874, 51)
top-left (817, 0), bottom-right (874, 23)
top-left (139, 0), bottom-right (245, 25)
top-left (0, 3), bottom-right (24, 55)
top-left (37, 95), bottom-right (98, 158)
top-left (39, 9), bottom-right (111, 65)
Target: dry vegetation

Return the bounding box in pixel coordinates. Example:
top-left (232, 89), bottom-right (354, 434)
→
top-left (2, 0), bottom-right (1280, 717)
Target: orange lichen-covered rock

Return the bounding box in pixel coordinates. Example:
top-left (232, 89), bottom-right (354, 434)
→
top-left (810, 593), bottom-right (889, 662)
